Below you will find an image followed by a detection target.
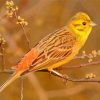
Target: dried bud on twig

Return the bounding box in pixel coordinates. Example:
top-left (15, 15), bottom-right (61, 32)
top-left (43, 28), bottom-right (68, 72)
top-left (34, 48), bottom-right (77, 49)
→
top-left (0, 34), bottom-right (6, 45)
top-left (17, 16), bottom-right (28, 26)
top-left (85, 73), bottom-right (96, 79)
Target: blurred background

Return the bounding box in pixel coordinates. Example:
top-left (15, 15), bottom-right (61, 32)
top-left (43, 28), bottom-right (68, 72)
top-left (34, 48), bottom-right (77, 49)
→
top-left (0, 0), bottom-right (100, 100)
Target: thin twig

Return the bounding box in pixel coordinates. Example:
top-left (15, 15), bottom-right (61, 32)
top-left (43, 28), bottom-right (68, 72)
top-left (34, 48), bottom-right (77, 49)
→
top-left (14, 11), bottom-right (31, 50)
top-left (0, 8), bottom-right (47, 100)
top-left (19, 24), bottom-right (31, 49)
top-left (58, 60), bottom-right (100, 70)
top-left (50, 69), bottom-right (100, 83)
top-left (20, 77), bottom-right (24, 100)
top-left (1, 46), bottom-right (5, 71)
top-left (66, 77), bottom-right (100, 83)
top-left (0, 69), bottom-right (14, 74)
top-left (0, 41), bottom-right (5, 71)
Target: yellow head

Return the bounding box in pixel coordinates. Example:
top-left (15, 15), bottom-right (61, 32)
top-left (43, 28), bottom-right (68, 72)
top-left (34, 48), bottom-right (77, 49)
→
top-left (68, 12), bottom-right (96, 39)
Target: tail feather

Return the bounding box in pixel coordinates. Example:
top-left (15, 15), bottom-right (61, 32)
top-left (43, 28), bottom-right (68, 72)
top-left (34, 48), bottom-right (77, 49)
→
top-left (0, 72), bottom-right (20, 93)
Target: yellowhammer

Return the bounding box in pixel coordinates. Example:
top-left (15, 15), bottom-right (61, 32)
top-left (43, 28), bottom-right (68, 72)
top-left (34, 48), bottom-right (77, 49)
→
top-left (0, 12), bottom-right (96, 92)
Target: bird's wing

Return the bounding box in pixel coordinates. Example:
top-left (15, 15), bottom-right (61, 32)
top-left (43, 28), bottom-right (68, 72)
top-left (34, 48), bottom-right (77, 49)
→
top-left (21, 27), bottom-right (76, 74)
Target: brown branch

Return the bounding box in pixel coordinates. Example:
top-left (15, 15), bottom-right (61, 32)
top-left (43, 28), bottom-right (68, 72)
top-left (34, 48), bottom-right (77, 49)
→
top-left (14, 11), bottom-right (31, 50)
top-left (1, 47), bottom-right (5, 71)
top-left (50, 70), bottom-right (100, 83)
top-left (0, 69), bottom-right (14, 74)
top-left (58, 60), bottom-right (100, 70)
top-left (64, 77), bottom-right (100, 83)
top-left (19, 24), bottom-right (31, 50)
top-left (0, 40), bottom-right (5, 71)
top-left (20, 77), bottom-right (24, 100)
top-left (1, 60), bottom-right (100, 83)
top-left (0, 14), bottom-right (47, 100)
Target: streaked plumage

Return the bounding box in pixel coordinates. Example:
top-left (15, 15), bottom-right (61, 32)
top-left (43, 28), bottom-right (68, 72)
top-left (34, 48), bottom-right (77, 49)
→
top-left (0, 12), bottom-right (96, 92)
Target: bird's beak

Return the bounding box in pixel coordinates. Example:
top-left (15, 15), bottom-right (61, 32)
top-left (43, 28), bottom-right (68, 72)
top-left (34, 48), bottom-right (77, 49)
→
top-left (90, 21), bottom-right (96, 26)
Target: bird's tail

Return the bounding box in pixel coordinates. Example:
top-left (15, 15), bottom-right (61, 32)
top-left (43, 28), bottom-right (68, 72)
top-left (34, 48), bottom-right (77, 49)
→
top-left (0, 72), bottom-right (21, 93)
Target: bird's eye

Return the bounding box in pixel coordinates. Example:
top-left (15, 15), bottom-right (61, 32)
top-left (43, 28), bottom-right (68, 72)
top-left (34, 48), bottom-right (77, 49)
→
top-left (82, 22), bottom-right (86, 25)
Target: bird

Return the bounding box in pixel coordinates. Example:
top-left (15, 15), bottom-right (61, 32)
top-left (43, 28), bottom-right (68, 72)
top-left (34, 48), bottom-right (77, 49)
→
top-left (0, 12), bottom-right (96, 92)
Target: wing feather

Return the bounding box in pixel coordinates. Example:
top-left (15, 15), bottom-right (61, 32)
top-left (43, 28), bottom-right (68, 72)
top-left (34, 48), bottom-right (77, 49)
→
top-left (22, 27), bottom-right (76, 73)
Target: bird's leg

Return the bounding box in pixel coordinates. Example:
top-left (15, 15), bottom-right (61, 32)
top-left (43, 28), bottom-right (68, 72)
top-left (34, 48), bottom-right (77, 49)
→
top-left (48, 69), bottom-right (69, 82)
top-left (48, 69), bottom-right (100, 83)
